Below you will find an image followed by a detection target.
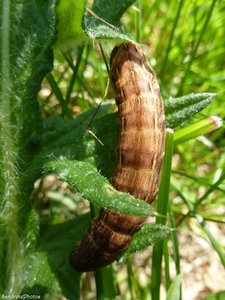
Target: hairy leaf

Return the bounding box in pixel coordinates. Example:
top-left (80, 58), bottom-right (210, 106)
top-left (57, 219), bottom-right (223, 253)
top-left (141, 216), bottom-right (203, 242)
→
top-left (119, 224), bottom-right (171, 262)
top-left (0, 0), bottom-right (56, 294)
top-left (164, 93), bottom-right (215, 128)
top-left (83, 0), bottom-right (136, 40)
top-left (21, 215), bottom-right (90, 299)
top-left (91, 0), bottom-right (137, 25)
top-left (45, 158), bottom-right (154, 217)
top-left (23, 104), bottom-right (117, 190)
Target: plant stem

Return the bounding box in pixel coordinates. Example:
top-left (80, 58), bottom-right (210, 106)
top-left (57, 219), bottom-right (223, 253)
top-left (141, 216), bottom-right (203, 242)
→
top-left (0, 0), bottom-right (22, 294)
top-left (95, 266), bottom-right (115, 300)
top-left (151, 129), bottom-right (174, 300)
top-left (163, 239), bottom-right (171, 290)
top-left (127, 259), bottom-right (135, 300)
top-left (167, 204), bottom-right (180, 275)
top-left (126, 258), bottom-right (142, 300)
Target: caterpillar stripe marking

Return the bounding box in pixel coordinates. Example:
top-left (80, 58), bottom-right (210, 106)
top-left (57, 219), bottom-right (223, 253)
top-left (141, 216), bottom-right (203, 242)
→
top-left (70, 42), bottom-right (166, 272)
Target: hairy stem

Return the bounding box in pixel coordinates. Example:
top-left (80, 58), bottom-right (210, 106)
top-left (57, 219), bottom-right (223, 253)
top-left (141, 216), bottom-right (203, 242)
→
top-left (0, 0), bottom-right (23, 294)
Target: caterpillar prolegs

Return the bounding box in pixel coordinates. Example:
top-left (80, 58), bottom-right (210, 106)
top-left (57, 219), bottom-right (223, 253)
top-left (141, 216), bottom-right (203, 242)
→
top-left (70, 42), bottom-right (166, 272)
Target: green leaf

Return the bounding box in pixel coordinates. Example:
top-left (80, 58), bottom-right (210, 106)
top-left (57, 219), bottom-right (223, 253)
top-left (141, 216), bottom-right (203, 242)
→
top-left (164, 93), bottom-right (215, 128)
top-left (0, 216), bottom-right (6, 294)
top-left (91, 0), bottom-right (137, 25)
top-left (45, 157), bottom-right (154, 217)
top-left (119, 224), bottom-right (171, 263)
top-left (165, 275), bottom-right (181, 300)
top-left (205, 291), bottom-right (225, 300)
top-left (83, 0), bottom-right (136, 41)
top-left (56, 0), bottom-right (87, 48)
top-left (23, 104), bottom-right (117, 190)
top-left (84, 21), bottom-right (133, 41)
top-left (11, 0), bottom-right (56, 145)
top-left (21, 215), bottom-right (90, 299)
top-left (22, 252), bottom-right (62, 296)
top-left (0, 0), bottom-right (56, 294)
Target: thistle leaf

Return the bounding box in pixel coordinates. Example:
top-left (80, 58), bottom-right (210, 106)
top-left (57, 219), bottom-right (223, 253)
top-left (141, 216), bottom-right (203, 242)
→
top-left (164, 93), bottom-right (215, 128)
top-left (119, 223), bottom-right (171, 262)
top-left (83, 0), bottom-right (136, 41)
top-left (21, 215), bottom-right (90, 299)
top-left (45, 157), bottom-right (154, 217)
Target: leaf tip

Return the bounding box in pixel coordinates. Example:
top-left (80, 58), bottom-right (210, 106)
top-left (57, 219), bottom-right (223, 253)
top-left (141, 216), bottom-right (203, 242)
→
top-left (210, 115), bottom-right (223, 129)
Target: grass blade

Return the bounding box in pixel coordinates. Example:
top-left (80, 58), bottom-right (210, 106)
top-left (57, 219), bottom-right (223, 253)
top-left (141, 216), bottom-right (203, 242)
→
top-left (172, 179), bottom-right (225, 268)
top-left (151, 129), bottom-right (174, 300)
top-left (160, 0), bottom-right (185, 78)
top-left (174, 116), bottom-right (222, 144)
top-left (46, 73), bottom-right (72, 118)
top-left (65, 46), bottom-right (85, 104)
top-left (177, 169), bottom-right (225, 226)
top-left (163, 239), bottom-right (171, 290)
top-left (178, 0), bottom-right (218, 94)
top-left (167, 204), bottom-right (181, 275)
top-left (95, 266), bottom-right (115, 300)
top-left (166, 274), bottom-right (181, 300)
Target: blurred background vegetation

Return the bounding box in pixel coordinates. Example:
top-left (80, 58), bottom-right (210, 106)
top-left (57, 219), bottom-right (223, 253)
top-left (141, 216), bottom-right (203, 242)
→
top-left (35, 0), bottom-right (225, 299)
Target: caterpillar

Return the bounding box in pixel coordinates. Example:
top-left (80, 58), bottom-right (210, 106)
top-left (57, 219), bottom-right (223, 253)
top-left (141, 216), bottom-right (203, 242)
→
top-left (69, 42), bottom-right (165, 272)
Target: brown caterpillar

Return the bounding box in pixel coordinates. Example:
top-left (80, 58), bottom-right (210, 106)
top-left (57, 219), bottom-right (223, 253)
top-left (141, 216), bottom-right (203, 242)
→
top-left (69, 42), bottom-right (165, 272)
